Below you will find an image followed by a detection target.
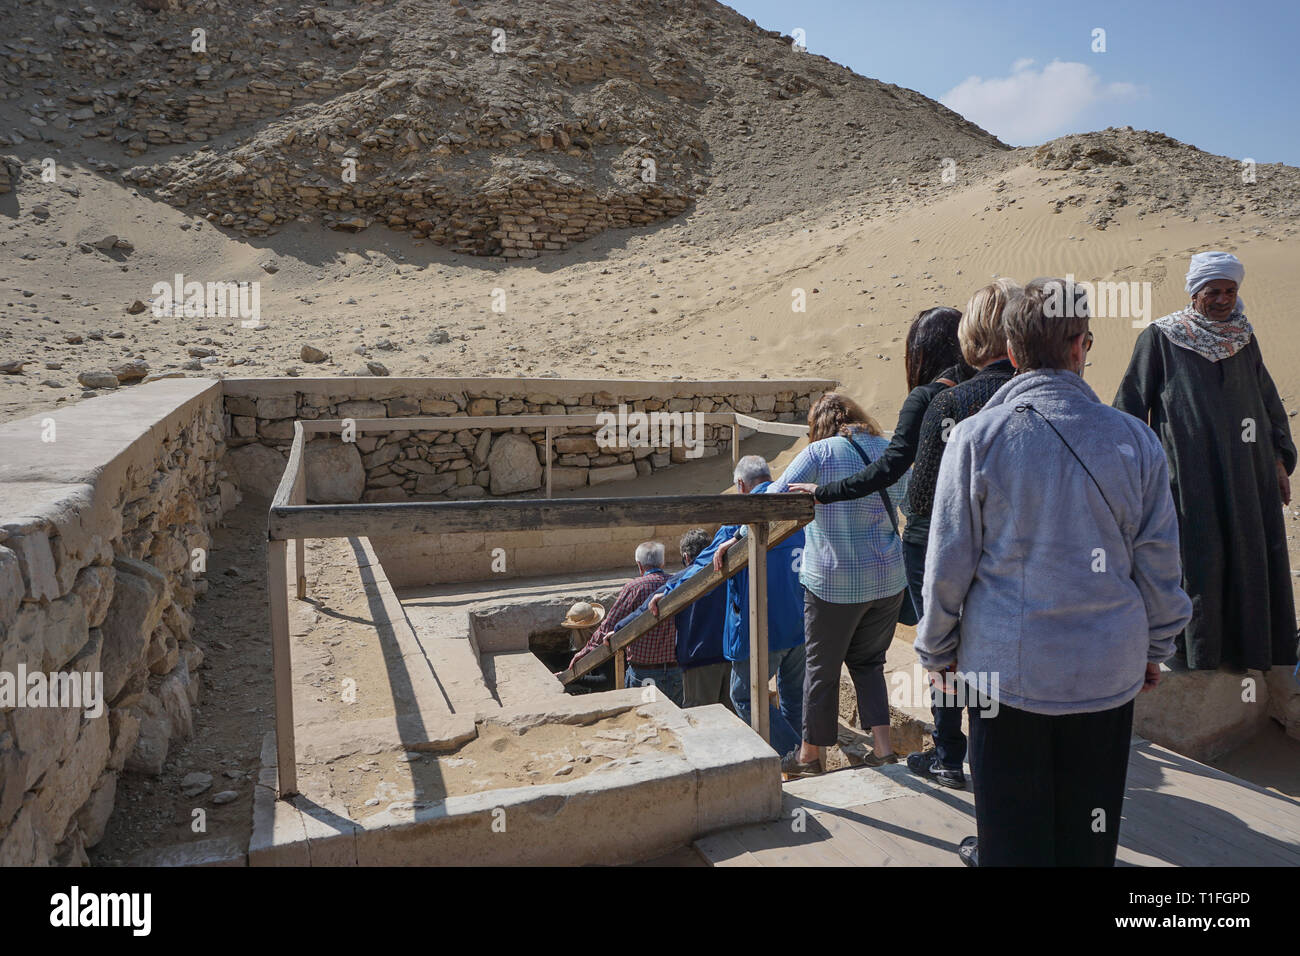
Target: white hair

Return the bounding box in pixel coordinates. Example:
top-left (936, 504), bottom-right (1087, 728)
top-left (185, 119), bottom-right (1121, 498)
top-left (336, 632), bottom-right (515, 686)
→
top-left (733, 455), bottom-right (771, 486)
top-left (635, 541), bottom-right (665, 568)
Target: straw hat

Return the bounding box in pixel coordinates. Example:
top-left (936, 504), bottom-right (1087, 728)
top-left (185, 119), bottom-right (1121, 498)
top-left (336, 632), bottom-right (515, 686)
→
top-left (561, 601), bottom-right (605, 629)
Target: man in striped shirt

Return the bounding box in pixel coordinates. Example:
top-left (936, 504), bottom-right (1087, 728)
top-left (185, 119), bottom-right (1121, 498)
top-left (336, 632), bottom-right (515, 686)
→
top-left (569, 541), bottom-right (683, 706)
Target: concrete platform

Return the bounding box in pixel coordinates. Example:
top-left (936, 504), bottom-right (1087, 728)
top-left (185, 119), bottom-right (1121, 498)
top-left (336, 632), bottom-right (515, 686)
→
top-left (695, 737), bottom-right (1300, 867)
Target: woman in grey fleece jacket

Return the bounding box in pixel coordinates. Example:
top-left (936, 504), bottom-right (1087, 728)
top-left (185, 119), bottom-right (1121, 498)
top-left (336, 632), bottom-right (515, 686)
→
top-left (915, 283), bottom-right (1192, 866)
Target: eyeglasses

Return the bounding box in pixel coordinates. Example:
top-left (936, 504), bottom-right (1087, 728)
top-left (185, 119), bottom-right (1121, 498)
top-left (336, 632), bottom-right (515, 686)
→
top-left (1072, 331), bottom-right (1094, 352)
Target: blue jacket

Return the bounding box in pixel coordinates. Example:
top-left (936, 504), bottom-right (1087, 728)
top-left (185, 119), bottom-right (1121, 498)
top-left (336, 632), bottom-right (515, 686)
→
top-left (720, 482), bottom-right (807, 661)
top-left (613, 538), bottom-right (727, 669)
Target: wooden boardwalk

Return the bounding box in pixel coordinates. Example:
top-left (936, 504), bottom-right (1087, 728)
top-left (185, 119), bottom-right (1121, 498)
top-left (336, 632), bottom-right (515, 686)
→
top-left (695, 738), bottom-right (1300, 867)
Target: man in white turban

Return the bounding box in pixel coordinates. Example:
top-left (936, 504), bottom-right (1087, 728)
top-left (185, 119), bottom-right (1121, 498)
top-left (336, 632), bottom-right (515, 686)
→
top-left (1115, 251), bottom-right (1297, 672)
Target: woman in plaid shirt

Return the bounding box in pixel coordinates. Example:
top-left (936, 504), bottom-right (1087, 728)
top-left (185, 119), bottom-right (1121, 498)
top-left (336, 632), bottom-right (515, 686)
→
top-left (768, 393), bottom-right (908, 776)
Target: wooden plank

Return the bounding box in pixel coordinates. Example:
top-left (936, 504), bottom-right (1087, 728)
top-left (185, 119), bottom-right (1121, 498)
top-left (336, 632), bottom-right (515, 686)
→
top-left (731, 423), bottom-right (740, 470)
top-left (614, 648), bottom-right (625, 689)
top-left (724, 815), bottom-right (861, 867)
top-left (734, 413), bottom-right (810, 438)
top-left (270, 493), bottom-right (813, 541)
top-left (1120, 786), bottom-right (1300, 866)
top-left (559, 516), bottom-right (809, 684)
top-left (544, 426), bottom-right (553, 500)
top-left (267, 539), bottom-right (297, 797)
top-left (693, 831), bottom-right (764, 867)
top-left (270, 422), bottom-right (306, 509)
top-left (850, 786), bottom-right (977, 862)
top-left (810, 800), bottom-right (962, 866)
top-left (748, 522), bottom-right (770, 744)
top-left (1127, 742), bottom-right (1300, 839)
top-left (300, 412), bottom-right (741, 434)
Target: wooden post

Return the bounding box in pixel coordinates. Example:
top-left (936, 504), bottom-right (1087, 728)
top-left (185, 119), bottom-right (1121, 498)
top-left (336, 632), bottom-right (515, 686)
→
top-left (732, 423), bottom-right (740, 471)
top-left (747, 522), bottom-right (770, 744)
top-left (545, 426), bottom-right (553, 499)
top-left (614, 648), bottom-right (626, 689)
top-left (268, 539), bottom-right (298, 797)
top-left (294, 443), bottom-right (307, 600)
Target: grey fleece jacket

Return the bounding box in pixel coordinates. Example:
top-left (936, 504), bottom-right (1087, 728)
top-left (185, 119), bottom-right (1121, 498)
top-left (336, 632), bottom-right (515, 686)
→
top-left (915, 368), bottom-right (1192, 715)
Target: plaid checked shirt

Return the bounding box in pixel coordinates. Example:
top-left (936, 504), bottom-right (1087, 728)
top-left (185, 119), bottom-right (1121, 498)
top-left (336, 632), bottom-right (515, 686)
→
top-left (769, 432), bottom-right (907, 604)
top-left (582, 568), bottom-right (677, 666)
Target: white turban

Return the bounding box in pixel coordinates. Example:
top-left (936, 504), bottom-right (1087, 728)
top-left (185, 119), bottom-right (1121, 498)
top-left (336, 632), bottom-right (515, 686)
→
top-left (1185, 251), bottom-right (1245, 296)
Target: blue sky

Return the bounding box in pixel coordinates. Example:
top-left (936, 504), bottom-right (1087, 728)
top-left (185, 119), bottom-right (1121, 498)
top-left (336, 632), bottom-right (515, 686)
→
top-left (726, 0), bottom-right (1300, 165)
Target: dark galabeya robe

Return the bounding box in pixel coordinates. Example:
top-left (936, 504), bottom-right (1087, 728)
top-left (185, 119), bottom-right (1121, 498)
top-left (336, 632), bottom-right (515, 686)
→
top-left (1115, 325), bottom-right (1298, 671)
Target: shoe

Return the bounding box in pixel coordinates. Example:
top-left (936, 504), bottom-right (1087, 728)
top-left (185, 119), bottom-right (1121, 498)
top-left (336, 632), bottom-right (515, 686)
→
top-left (905, 750), bottom-right (967, 789)
top-left (857, 749), bottom-right (898, 768)
top-left (958, 836), bottom-right (978, 867)
top-left (780, 750), bottom-right (823, 778)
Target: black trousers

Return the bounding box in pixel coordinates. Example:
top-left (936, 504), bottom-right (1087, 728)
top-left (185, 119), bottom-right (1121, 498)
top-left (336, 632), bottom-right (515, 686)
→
top-left (968, 698), bottom-right (1134, 866)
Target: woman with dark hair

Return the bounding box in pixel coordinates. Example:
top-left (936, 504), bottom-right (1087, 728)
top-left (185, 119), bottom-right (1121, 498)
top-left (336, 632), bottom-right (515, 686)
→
top-left (787, 306), bottom-right (969, 623)
top-left (725, 392), bottom-right (909, 777)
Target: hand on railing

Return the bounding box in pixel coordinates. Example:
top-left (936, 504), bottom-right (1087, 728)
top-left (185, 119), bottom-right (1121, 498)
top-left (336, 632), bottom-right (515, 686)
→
top-left (649, 593), bottom-right (662, 617)
top-left (787, 482), bottom-right (818, 496)
top-left (712, 536), bottom-right (738, 572)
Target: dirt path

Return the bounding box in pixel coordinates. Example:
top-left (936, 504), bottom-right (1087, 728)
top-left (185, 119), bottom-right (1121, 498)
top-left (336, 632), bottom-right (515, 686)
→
top-left (90, 494), bottom-right (274, 865)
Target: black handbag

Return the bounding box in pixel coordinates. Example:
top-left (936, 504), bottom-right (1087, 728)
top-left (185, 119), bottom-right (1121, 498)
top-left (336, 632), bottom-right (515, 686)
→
top-left (841, 435), bottom-right (919, 627)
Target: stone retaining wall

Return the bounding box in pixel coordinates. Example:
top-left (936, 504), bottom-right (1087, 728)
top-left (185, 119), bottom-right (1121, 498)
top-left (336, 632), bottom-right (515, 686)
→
top-left (0, 379), bottom-right (234, 866)
top-left (220, 378), bottom-right (835, 504)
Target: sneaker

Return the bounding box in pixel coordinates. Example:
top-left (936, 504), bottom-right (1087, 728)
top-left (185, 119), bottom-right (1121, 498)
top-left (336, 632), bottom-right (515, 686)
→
top-left (905, 750), bottom-right (967, 789)
top-left (958, 836), bottom-right (978, 867)
top-left (857, 749), bottom-right (898, 768)
top-left (781, 750), bottom-right (823, 778)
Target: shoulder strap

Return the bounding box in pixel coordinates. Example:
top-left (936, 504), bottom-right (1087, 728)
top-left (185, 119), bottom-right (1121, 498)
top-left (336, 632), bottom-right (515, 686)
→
top-left (841, 436), bottom-right (901, 537)
top-left (935, 377), bottom-right (957, 388)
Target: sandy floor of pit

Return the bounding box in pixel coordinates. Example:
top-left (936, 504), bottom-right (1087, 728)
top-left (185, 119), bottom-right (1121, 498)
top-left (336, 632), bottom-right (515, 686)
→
top-left (297, 709), bottom-right (680, 821)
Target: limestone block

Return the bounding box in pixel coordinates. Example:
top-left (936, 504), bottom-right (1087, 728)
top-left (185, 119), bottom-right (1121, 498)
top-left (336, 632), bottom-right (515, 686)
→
top-left (0, 729), bottom-right (29, 828)
top-left (255, 395), bottom-right (296, 419)
top-left (362, 443), bottom-right (401, 469)
top-left (498, 399), bottom-right (525, 414)
top-left (305, 438), bottom-right (365, 503)
top-left (467, 398), bottom-right (497, 416)
top-left (74, 772), bottom-right (117, 847)
top-left (8, 532), bottom-right (58, 603)
top-left (550, 466), bottom-right (588, 491)
top-left (420, 399), bottom-right (458, 415)
top-left (1266, 667), bottom-right (1300, 740)
top-left (588, 464), bottom-right (637, 486)
top-left (1134, 665), bottom-right (1273, 762)
top-left (447, 486), bottom-right (487, 500)
top-left (0, 546), bottom-right (23, 621)
top-left (147, 623), bottom-right (180, 676)
top-left (362, 488), bottom-right (409, 503)
top-left (100, 556), bottom-right (168, 701)
top-left (258, 418), bottom-right (295, 440)
top-left (337, 400), bottom-right (386, 419)
top-left (158, 658), bottom-right (194, 739)
top-left (472, 430), bottom-right (492, 466)
top-left (555, 436), bottom-right (599, 454)
top-left (10, 689), bottom-right (81, 790)
top-left (387, 397), bottom-right (420, 416)
top-left (414, 473), bottom-right (457, 496)
top-left (487, 433), bottom-right (543, 495)
top-left (0, 800), bottom-right (52, 867)
top-left (40, 593), bottom-right (90, 671)
top-left (753, 394), bottom-right (776, 412)
top-left (125, 713), bottom-right (170, 776)
top-left (107, 708), bottom-right (140, 773)
top-left (71, 565), bottom-right (115, 629)
top-left (36, 713), bottom-right (110, 841)
top-left (225, 443), bottom-right (287, 499)
top-left (225, 395), bottom-right (256, 417)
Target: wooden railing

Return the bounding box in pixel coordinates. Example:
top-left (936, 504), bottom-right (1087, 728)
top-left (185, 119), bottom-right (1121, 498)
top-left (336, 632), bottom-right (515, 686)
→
top-left (265, 411), bottom-right (813, 797)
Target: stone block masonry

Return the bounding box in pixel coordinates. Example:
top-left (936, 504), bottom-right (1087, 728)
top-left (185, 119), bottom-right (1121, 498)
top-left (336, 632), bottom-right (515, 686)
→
top-left (219, 377), bottom-right (836, 505)
top-left (0, 379), bottom-right (234, 866)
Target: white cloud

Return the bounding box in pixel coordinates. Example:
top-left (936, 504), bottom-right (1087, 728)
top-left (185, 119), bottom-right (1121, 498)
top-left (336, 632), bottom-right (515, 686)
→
top-left (941, 58), bottom-right (1141, 144)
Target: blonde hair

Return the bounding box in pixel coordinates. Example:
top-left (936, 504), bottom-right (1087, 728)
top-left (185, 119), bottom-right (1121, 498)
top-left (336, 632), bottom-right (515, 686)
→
top-left (807, 393), bottom-right (883, 443)
top-left (959, 277), bottom-right (1020, 367)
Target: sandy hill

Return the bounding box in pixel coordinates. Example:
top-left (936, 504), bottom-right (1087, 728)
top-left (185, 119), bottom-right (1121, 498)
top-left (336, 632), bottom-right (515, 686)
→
top-left (1, 0), bottom-right (1299, 442)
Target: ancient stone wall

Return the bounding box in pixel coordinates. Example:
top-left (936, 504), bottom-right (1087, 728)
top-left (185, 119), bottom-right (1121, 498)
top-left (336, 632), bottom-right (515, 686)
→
top-left (0, 379), bottom-right (234, 866)
top-left (219, 377), bottom-right (835, 503)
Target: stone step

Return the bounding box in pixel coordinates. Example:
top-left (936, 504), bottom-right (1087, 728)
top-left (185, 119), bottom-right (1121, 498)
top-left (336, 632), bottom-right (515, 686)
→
top-left (482, 649), bottom-right (567, 707)
top-left (127, 835), bottom-right (246, 867)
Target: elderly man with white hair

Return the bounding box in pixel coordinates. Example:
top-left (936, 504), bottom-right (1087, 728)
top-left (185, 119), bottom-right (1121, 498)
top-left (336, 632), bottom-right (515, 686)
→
top-left (569, 540), bottom-right (683, 705)
top-left (1115, 251), bottom-right (1298, 673)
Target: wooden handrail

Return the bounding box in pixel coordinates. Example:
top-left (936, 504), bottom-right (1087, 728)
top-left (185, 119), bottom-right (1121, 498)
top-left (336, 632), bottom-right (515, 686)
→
top-left (558, 516), bottom-right (808, 685)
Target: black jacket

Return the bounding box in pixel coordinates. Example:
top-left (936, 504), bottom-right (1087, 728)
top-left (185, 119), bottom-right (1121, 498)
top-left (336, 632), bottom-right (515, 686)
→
top-left (815, 363), bottom-right (971, 508)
